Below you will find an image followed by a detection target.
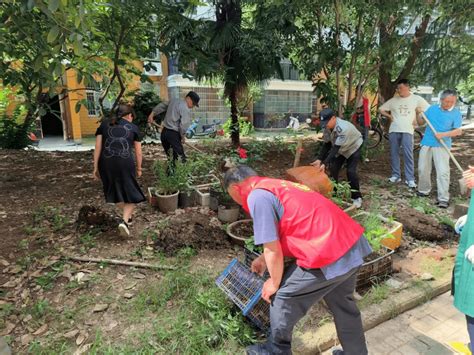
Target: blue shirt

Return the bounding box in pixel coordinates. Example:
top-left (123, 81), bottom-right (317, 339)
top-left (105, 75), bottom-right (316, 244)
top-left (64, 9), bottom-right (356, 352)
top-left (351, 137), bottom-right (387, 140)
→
top-left (248, 189), bottom-right (372, 280)
top-left (421, 105), bottom-right (462, 148)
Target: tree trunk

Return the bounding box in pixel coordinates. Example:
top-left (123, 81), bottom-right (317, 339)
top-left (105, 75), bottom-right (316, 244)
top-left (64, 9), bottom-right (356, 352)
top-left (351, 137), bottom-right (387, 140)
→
top-left (229, 87), bottom-right (240, 147)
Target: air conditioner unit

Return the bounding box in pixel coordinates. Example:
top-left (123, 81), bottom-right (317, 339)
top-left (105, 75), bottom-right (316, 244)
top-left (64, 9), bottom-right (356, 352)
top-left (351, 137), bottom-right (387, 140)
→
top-left (143, 61), bottom-right (162, 76)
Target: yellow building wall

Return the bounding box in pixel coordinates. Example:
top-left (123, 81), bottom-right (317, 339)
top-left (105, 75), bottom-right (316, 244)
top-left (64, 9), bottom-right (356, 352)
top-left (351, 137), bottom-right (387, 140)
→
top-left (66, 54), bottom-right (169, 140)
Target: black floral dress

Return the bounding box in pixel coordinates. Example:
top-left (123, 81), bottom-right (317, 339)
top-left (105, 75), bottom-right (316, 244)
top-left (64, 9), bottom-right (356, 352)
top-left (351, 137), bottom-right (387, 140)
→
top-left (95, 119), bottom-right (146, 204)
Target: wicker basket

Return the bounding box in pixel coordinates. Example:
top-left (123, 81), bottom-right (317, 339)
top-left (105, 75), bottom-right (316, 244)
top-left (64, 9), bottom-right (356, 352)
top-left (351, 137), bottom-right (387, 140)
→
top-left (215, 259), bottom-right (270, 331)
top-left (356, 247), bottom-right (394, 289)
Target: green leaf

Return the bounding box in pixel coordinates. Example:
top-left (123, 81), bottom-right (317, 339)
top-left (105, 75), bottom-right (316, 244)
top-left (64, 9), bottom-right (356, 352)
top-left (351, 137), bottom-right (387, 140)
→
top-left (33, 57), bottom-right (43, 72)
top-left (75, 101), bottom-right (82, 113)
top-left (48, 0), bottom-right (60, 12)
top-left (73, 39), bottom-right (83, 55)
top-left (27, 0), bottom-right (35, 10)
top-left (47, 26), bottom-right (60, 43)
top-left (60, 0), bottom-right (68, 6)
top-left (38, 107), bottom-right (47, 116)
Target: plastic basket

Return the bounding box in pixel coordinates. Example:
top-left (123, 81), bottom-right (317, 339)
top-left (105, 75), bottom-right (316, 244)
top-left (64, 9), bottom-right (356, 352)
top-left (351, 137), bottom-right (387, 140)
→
top-left (243, 247), bottom-right (269, 279)
top-left (216, 259), bottom-right (270, 330)
top-left (356, 247), bottom-right (394, 289)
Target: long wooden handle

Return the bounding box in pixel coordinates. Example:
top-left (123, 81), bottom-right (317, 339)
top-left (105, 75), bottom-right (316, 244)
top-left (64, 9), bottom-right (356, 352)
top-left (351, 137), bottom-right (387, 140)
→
top-left (421, 112), bottom-right (464, 173)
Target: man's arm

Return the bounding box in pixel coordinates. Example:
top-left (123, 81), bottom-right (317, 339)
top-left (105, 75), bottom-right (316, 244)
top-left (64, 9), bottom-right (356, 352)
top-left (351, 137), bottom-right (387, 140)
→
top-left (435, 128), bottom-right (463, 139)
top-left (261, 240), bottom-right (284, 303)
top-left (379, 100), bottom-right (393, 121)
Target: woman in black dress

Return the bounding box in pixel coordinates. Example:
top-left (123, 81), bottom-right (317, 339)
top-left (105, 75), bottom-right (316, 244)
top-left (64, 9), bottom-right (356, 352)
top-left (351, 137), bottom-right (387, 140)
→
top-left (93, 104), bottom-right (146, 237)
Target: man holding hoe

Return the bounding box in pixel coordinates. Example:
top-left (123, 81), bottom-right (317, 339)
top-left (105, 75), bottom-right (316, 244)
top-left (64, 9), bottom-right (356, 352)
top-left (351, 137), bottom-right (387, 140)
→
top-left (224, 165), bottom-right (371, 355)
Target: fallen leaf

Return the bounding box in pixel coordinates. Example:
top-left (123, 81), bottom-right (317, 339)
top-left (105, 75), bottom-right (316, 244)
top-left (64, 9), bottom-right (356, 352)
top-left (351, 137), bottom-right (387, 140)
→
top-left (8, 266), bottom-right (22, 274)
top-left (74, 343), bottom-right (92, 355)
top-left (76, 332), bottom-right (87, 346)
top-left (105, 320), bottom-right (118, 331)
top-left (22, 314), bottom-right (33, 323)
top-left (60, 235), bottom-right (73, 242)
top-left (116, 273), bottom-right (125, 280)
top-left (124, 282), bottom-right (137, 290)
top-left (64, 329), bottom-right (79, 339)
top-left (20, 334), bottom-right (34, 346)
top-left (93, 303), bottom-right (109, 312)
top-left (33, 324), bottom-right (48, 336)
top-left (0, 322), bottom-right (15, 336)
top-left (1, 280), bottom-right (18, 288)
top-left (29, 269), bottom-right (43, 278)
top-left (132, 272), bottom-right (146, 280)
top-left (0, 258), bottom-right (10, 267)
top-left (84, 318), bottom-right (97, 326)
top-left (21, 289), bottom-right (30, 300)
top-left (123, 293), bottom-right (134, 299)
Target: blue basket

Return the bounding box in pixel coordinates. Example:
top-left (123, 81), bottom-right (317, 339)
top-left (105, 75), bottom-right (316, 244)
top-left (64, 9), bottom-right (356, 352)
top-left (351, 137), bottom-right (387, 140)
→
top-left (216, 259), bottom-right (270, 330)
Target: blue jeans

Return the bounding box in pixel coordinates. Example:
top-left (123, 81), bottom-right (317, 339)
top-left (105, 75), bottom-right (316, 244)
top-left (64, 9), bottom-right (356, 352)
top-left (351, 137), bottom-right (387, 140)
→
top-left (467, 315), bottom-right (474, 352)
top-left (389, 132), bottom-right (415, 182)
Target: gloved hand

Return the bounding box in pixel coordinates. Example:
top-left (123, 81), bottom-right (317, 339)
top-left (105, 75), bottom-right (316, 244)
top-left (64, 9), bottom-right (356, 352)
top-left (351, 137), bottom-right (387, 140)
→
top-left (465, 245), bottom-right (474, 264)
top-left (455, 215), bottom-right (467, 234)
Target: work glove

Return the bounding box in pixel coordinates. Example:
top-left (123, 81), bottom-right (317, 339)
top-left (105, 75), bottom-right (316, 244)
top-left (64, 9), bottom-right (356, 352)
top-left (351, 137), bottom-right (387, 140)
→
top-left (455, 215), bottom-right (467, 234)
top-left (465, 245), bottom-right (474, 264)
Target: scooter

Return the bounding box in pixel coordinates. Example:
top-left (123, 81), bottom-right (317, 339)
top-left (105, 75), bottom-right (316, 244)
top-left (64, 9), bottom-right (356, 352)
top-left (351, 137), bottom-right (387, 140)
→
top-left (185, 118), bottom-right (221, 139)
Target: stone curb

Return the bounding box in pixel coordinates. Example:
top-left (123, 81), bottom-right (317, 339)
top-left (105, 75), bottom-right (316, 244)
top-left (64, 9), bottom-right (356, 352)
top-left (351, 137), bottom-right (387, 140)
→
top-left (293, 276), bottom-right (452, 354)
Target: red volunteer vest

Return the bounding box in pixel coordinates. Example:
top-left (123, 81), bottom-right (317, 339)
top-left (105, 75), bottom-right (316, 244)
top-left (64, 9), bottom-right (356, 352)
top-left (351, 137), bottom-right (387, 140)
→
top-left (239, 177), bottom-right (364, 268)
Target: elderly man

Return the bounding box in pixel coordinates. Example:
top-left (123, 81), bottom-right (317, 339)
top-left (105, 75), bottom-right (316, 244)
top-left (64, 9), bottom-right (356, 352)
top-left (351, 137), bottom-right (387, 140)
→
top-left (224, 165), bottom-right (371, 355)
top-left (379, 79), bottom-right (430, 188)
top-left (416, 89), bottom-right (463, 208)
top-left (147, 91), bottom-right (200, 162)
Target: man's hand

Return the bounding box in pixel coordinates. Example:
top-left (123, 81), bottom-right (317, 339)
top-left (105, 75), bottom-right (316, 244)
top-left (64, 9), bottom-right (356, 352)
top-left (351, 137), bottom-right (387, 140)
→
top-left (465, 245), bottom-right (474, 264)
top-left (261, 278), bottom-right (279, 303)
top-left (251, 255), bottom-right (266, 276)
top-left (181, 135), bottom-right (186, 144)
top-left (435, 132), bottom-right (445, 140)
top-left (136, 168), bottom-right (142, 178)
top-left (463, 166), bottom-right (474, 189)
top-left (310, 160), bottom-right (326, 172)
top-left (93, 168), bottom-right (100, 180)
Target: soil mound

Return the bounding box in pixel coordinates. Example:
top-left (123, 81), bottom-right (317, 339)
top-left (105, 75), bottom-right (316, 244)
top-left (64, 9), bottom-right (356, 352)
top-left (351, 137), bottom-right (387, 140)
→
top-left (395, 208), bottom-right (455, 241)
top-left (154, 211), bottom-right (230, 255)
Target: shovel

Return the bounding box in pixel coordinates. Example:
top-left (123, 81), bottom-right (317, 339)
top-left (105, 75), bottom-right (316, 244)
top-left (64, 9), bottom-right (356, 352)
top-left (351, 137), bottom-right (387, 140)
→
top-left (420, 112), bottom-right (467, 195)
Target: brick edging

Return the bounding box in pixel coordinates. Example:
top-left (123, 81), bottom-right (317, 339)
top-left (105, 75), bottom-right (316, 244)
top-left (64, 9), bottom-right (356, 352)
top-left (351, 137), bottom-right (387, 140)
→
top-left (293, 277), bottom-right (452, 354)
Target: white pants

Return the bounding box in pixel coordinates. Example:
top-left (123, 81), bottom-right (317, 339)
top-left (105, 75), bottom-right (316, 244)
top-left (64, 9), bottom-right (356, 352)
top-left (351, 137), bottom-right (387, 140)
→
top-left (418, 146), bottom-right (450, 202)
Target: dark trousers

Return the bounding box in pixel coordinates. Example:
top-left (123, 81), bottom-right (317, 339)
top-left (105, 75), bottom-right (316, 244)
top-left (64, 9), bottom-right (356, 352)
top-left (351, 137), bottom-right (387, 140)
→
top-left (266, 264), bottom-right (367, 355)
top-left (467, 315), bottom-right (474, 352)
top-left (160, 127), bottom-right (186, 162)
top-left (329, 148), bottom-right (362, 199)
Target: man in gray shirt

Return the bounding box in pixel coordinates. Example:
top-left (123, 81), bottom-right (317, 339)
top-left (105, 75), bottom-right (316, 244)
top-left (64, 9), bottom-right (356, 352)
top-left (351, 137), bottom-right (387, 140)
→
top-left (311, 108), bottom-right (364, 208)
top-left (148, 91), bottom-right (200, 162)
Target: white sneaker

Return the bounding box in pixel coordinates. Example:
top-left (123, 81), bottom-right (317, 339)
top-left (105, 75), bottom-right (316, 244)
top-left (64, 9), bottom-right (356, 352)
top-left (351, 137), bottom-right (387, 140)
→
top-left (352, 198), bottom-right (362, 209)
top-left (405, 180), bottom-right (417, 188)
top-left (388, 176), bottom-right (401, 183)
top-left (118, 221), bottom-right (130, 237)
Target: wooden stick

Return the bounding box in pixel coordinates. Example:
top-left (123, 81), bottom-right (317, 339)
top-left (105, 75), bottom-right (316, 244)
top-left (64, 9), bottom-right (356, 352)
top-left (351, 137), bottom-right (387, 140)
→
top-left (184, 142), bottom-right (205, 153)
top-left (293, 138), bottom-right (304, 168)
top-left (66, 255), bottom-right (177, 270)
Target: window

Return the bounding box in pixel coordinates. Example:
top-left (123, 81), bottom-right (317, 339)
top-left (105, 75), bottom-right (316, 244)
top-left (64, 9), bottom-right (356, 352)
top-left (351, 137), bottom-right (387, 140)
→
top-left (86, 89), bottom-right (100, 117)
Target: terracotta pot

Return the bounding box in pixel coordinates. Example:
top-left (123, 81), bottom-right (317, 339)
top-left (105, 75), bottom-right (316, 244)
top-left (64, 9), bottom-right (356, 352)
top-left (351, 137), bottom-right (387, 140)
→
top-left (156, 191), bottom-right (179, 213)
top-left (148, 187), bottom-right (159, 208)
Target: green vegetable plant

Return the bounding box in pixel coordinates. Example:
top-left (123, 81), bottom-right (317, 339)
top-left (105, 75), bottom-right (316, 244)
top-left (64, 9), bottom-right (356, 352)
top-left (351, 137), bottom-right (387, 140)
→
top-left (153, 159), bottom-right (189, 195)
top-left (354, 213), bottom-right (394, 253)
top-left (331, 180), bottom-right (353, 207)
top-left (244, 237), bottom-right (263, 254)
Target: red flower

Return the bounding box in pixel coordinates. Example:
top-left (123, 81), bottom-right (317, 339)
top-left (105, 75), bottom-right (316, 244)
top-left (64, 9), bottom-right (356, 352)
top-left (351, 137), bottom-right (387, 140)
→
top-left (237, 147), bottom-right (248, 159)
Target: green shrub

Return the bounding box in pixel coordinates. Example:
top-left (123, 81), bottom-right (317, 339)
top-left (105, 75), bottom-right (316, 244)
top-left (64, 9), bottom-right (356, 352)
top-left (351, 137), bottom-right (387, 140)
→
top-left (130, 90), bottom-right (162, 131)
top-left (153, 159), bottom-right (189, 195)
top-left (223, 117), bottom-right (254, 137)
top-left (0, 106), bottom-right (31, 149)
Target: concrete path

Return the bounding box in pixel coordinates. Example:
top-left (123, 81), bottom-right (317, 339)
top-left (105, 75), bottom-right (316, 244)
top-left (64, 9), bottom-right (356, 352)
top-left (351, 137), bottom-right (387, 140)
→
top-left (35, 136), bottom-right (94, 151)
top-left (323, 292), bottom-right (470, 355)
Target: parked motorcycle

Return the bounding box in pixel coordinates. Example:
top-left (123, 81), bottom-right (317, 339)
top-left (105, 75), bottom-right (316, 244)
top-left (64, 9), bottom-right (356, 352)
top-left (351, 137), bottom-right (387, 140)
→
top-left (185, 118), bottom-right (221, 139)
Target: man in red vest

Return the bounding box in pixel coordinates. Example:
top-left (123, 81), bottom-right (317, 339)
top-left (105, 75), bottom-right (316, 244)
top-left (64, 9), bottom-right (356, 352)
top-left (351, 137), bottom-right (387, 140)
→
top-left (224, 165), bottom-right (371, 355)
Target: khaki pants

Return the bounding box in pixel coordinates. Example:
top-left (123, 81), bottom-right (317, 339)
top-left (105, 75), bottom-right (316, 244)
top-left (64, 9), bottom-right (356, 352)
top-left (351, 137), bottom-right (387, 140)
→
top-left (418, 146), bottom-right (450, 202)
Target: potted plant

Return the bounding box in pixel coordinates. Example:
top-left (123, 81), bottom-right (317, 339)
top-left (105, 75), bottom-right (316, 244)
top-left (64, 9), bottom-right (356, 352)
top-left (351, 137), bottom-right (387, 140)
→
top-left (352, 212), bottom-right (400, 288)
top-left (152, 159), bottom-right (188, 213)
top-left (217, 189), bottom-right (240, 223)
top-left (331, 180), bottom-right (358, 215)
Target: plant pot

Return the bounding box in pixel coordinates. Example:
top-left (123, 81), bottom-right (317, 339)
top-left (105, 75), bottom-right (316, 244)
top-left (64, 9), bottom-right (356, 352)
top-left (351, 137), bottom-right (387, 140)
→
top-left (356, 247), bottom-right (395, 289)
top-left (353, 211), bottom-right (403, 250)
top-left (193, 186), bottom-right (212, 207)
top-left (218, 204), bottom-right (240, 223)
top-left (156, 191), bottom-right (179, 213)
top-left (226, 219), bottom-right (253, 245)
top-left (148, 187), bottom-right (159, 208)
top-left (209, 186), bottom-right (224, 211)
top-left (178, 190), bottom-right (195, 208)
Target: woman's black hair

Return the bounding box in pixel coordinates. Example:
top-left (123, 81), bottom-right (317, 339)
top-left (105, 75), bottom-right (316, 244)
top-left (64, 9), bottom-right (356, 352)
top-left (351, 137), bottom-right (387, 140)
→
top-left (109, 104), bottom-right (135, 126)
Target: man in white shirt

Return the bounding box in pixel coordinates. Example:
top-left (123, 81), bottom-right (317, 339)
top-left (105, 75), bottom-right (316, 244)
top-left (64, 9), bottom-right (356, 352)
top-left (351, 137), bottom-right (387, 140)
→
top-left (379, 79), bottom-right (430, 188)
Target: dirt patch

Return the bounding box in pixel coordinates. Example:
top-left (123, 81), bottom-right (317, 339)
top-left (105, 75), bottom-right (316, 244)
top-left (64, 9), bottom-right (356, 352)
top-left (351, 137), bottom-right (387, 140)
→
top-left (395, 207), bottom-right (455, 241)
top-left (154, 211), bottom-right (230, 255)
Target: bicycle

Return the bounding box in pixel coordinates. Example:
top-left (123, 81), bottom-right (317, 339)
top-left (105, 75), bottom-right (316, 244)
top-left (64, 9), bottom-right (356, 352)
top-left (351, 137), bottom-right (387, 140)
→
top-left (366, 114), bottom-right (423, 151)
